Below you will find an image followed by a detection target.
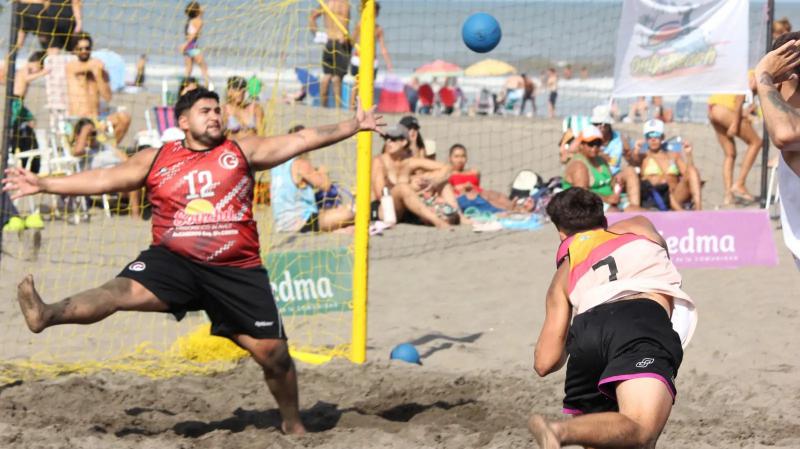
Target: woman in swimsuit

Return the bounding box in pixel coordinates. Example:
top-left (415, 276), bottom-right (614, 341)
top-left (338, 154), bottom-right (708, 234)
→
top-left (448, 144), bottom-right (515, 212)
top-left (181, 1), bottom-right (211, 88)
top-left (640, 131), bottom-right (702, 211)
top-left (707, 71), bottom-right (761, 205)
top-left (370, 124), bottom-right (459, 228)
top-left (223, 76), bottom-right (263, 140)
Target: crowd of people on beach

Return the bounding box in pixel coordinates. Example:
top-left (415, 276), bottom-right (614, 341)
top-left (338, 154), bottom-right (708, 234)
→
top-left (0, 1), bottom-right (779, 236)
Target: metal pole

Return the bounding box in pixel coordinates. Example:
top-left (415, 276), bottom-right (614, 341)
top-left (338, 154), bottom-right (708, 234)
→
top-left (760, 0), bottom-right (775, 208)
top-left (0, 5), bottom-right (22, 262)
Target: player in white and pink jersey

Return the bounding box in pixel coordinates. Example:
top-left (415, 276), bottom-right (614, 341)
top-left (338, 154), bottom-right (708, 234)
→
top-left (755, 33), bottom-right (800, 269)
top-left (3, 87), bottom-right (386, 436)
top-left (529, 187), bottom-right (697, 449)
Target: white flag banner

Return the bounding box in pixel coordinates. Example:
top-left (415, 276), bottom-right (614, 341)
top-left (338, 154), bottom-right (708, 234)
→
top-left (612, 0), bottom-right (749, 98)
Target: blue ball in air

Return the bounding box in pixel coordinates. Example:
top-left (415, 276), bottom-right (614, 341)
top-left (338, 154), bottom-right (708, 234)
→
top-left (462, 13), bottom-right (502, 53)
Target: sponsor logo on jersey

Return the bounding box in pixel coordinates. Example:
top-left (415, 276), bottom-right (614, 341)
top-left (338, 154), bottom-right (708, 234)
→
top-left (635, 357), bottom-right (655, 368)
top-left (128, 261), bottom-right (146, 272)
top-left (254, 321), bottom-right (274, 327)
top-left (219, 151), bottom-right (239, 170)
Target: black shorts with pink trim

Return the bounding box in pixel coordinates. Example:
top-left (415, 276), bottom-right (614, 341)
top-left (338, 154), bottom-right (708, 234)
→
top-left (562, 299), bottom-right (683, 415)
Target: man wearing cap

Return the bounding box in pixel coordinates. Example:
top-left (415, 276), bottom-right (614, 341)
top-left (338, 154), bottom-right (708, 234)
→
top-left (562, 126), bottom-right (635, 211)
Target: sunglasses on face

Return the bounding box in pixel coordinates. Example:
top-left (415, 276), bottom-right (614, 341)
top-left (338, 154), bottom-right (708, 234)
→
top-left (586, 140), bottom-right (603, 147)
top-left (645, 132), bottom-right (663, 139)
top-left (387, 136), bottom-right (406, 142)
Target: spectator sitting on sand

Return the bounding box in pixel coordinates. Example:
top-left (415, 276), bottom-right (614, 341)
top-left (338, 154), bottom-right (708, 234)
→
top-left (448, 143), bottom-right (516, 213)
top-left (370, 124), bottom-right (459, 228)
top-left (270, 125), bottom-right (354, 233)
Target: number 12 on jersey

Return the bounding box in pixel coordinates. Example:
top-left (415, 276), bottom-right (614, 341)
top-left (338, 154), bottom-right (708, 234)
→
top-left (183, 170), bottom-right (215, 199)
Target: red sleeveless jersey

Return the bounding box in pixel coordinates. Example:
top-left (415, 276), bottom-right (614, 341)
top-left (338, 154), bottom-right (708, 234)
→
top-left (146, 139), bottom-right (261, 268)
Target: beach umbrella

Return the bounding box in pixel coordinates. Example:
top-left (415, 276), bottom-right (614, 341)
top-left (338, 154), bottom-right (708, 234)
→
top-left (92, 49), bottom-right (126, 92)
top-left (465, 58), bottom-right (517, 77)
top-left (414, 59), bottom-right (463, 77)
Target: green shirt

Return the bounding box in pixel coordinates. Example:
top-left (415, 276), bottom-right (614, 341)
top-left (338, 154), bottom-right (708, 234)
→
top-left (561, 153), bottom-right (614, 197)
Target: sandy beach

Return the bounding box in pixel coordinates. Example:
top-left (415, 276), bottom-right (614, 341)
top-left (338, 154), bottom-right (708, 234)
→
top-left (1, 61), bottom-right (798, 449)
top-left (0, 221), bottom-right (799, 448)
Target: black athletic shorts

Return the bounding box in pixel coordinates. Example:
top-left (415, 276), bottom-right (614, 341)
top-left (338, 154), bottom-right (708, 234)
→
top-left (299, 212), bottom-right (320, 233)
top-left (15, 2), bottom-right (45, 34)
top-left (563, 299), bottom-right (683, 415)
top-left (118, 245), bottom-right (286, 341)
top-left (322, 39), bottom-right (351, 77)
top-left (40, 2), bottom-right (75, 50)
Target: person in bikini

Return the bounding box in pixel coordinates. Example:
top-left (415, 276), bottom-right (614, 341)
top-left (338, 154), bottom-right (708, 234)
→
top-left (181, 1), bottom-right (211, 88)
top-left (370, 124), bottom-right (458, 228)
top-left (448, 143), bottom-right (516, 213)
top-left (223, 76), bottom-right (263, 140)
top-left (529, 187), bottom-right (697, 449)
top-left (637, 120), bottom-right (702, 211)
top-left (707, 72), bottom-right (761, 205)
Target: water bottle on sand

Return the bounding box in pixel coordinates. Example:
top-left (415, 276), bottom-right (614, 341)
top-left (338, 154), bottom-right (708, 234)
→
top-left (380, 187), bottom-right (396, 225)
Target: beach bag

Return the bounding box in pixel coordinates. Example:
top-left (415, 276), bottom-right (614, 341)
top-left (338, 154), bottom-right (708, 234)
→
top-left (315, 183), bottom-right (352, 209)
top-left (509, 170), bottom-right (543, 200)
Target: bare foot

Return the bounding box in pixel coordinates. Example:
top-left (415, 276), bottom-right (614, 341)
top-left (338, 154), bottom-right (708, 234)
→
top-left (281, 420), bottom-right (306, 436)
top-left (17, 275), bottom-right (48, 333)
top-left (528, 415), bottom-right (560, 449)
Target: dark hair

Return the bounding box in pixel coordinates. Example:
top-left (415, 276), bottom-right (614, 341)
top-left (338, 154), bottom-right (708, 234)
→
top-left (288, 124), bottom-right (305, 134)
top-left (28, 51), bottom-right (45, 64)
top-left (375, 2), bottom-right (381, 15)
top-left (227, 76), bottom-right (247, 91)
top-left (186, 1), bottom-right (202, 18)
top-left (175, 87), bottom-right (219, 121)
top-left (71, 32), bottom-right (92, 51)
top-left (179, 76), bottom-right (198, 94)
top-left (448, 143), bottom-right (466, 156)
top-left (71, 118), bottom-right (95, 144)
top-left (546, 188), bottom-right (607, 236)
top-left (773, 31), bottom-right (800, 50)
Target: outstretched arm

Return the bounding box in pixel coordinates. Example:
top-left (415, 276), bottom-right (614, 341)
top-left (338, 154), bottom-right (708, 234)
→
top-left (2, 148), bottom-right (156, 199)
top-left (309, 8), bottom-right (322, 34)
top-left (238, 104), bottom-right (385, 171)
top-left (534, 263), bottom-right (572, 377)
top-left (755, 39), bottom-right (800, 151)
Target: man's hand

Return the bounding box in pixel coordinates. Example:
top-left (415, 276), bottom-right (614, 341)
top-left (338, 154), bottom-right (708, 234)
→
top-left (2, 167), bottom-right (42, 200)
top-left (355, 103), bottom-right (386, 135)
top-left (756, 39), bottom-right (800, 84)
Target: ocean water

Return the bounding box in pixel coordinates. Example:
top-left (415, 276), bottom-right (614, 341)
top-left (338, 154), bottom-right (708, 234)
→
top-left (1, 0), bottom-right (797, 120)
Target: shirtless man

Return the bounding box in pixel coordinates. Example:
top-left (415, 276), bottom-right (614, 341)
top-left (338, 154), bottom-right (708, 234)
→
top-left (754, 33), bottom-right (800, 267)
top-left (501, 74), bottom-right (524, 113)
top-left (309, 0), bottom-right (351, 109)
top-left (520, 73), bottom-right (536, 116)
top-left (66, 32), bottom-right (131, 144)
top-left (529, 187), bottom-right (697, 449)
